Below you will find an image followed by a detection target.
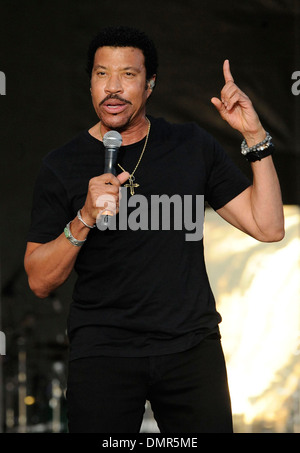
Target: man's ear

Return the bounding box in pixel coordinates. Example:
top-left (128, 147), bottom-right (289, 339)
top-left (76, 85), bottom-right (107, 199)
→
top-left (146, 76), bottom-right (156, 91)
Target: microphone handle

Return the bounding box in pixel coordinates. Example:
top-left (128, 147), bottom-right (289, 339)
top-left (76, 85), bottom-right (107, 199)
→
top-left (100, 147), bottom-right (119, 228)
top-left (104, 148), bottom-right (118, 175)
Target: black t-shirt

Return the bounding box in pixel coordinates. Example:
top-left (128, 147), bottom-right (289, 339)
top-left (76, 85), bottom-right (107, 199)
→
top-left (27, 116), bottom-right (251, 360)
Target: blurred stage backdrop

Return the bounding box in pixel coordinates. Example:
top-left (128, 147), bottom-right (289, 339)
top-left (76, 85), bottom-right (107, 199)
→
top-left (0, 0), bottom-right (299, 433)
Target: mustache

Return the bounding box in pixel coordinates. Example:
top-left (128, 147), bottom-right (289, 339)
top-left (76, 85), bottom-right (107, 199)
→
top-left (99, 94), bottom-right (132, 106)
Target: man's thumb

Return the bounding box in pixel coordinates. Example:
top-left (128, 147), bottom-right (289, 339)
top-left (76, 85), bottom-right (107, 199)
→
top-left (211, 97), bottom-right (223, 111)
top-left (117, 171), bottom-right (130, 184)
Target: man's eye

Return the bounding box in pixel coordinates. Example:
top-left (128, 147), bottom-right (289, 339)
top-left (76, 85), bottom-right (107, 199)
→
top-left (97, 72), bottom-right (106, 76)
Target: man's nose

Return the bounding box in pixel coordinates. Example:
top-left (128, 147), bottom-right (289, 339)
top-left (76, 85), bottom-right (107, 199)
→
top-left (105, 74), bottom-right (123, 94)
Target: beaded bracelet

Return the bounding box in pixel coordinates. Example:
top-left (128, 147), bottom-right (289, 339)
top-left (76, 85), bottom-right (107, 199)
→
top-left (241, 132), bottom-right (274, 162)
top-left (241, 132), bottom-right (272, 155)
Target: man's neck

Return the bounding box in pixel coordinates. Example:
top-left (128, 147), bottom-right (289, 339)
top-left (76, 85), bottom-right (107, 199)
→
top-left (89, 116), bottom-right (150, 146)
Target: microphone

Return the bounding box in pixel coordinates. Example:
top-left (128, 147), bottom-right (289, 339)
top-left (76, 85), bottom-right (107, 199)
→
top-left (103, 130), bottom-right (123, 175)
top-left (99, 130), bottom-right (123, 228)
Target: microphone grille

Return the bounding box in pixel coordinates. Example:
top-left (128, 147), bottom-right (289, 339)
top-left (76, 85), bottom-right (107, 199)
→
top-left (103, 130), bottom-right (123, 148)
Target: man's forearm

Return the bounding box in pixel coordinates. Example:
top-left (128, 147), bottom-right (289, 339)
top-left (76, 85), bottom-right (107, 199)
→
top-left (216, 153), bottom-right (284, 243)
top-left (250, 155), bottom-right (285, 241)
top-left (24, 216), bottom-right (90, 298)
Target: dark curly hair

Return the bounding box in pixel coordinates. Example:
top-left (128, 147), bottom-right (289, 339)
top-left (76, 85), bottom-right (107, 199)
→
top-left (86, 26), bottom-right (158, 82)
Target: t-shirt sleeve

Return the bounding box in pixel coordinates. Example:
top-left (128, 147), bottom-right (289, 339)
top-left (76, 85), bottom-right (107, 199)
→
top-left (205, 137), bottom-right (251, 211)
top-left (27, 162), bottom-right (73, 244)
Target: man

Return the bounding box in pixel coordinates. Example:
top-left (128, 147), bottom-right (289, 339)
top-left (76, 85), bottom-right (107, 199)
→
top-left (24, 26), bottom-right (284, 433)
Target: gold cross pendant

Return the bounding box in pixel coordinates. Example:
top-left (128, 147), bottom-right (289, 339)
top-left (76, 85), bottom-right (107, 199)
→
top-left (124, 176), bottom-right (139, 196)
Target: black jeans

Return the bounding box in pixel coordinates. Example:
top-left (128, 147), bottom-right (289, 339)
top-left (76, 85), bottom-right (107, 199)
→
top-left (66, 336), bottom-right (233, 433)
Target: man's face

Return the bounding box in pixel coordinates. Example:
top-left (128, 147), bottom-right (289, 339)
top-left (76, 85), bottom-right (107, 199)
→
top-left (90, 46), bottom-right (153, 131)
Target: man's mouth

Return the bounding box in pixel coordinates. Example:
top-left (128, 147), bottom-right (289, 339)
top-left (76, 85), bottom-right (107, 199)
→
top-left (100, 95), bottom-right (132, 114)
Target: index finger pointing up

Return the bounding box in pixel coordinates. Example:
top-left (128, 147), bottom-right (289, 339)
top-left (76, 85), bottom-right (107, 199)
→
top-left (223, 59), bottom-right (234, 83)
